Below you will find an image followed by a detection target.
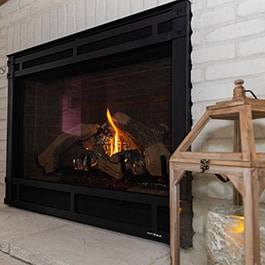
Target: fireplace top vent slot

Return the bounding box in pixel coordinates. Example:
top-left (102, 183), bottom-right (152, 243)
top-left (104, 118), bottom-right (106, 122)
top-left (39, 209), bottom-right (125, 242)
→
top-left (7, 1), bottom-right (189, 78)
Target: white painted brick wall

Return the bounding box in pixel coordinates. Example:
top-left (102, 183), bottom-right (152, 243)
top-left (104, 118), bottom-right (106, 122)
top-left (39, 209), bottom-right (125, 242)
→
top-left (190, 1), bottom-right (265, 261)
top-left (1, 0), bottom-right (265, 263)
top-left (206, 57), bottom-right (265, 81)
top-left (191, 0), bottom-right (265, 116)
top-left (238, 36), bottom-right (265, 57)
top-left (207, 0), bottom-right (234, 8)
top-left (238, 0), bottom-right (265, 17)
top-left (206, 18), bottom-right (265, 43)
top-left (192, 43), bottom-right (235, 64)
top-left (191, 6), bottom-right (235, 29)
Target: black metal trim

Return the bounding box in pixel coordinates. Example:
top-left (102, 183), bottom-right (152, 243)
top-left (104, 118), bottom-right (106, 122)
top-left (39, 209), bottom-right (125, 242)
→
top-left (6, 178), bottom-right (170, 243)
top-left (8, 1), bottom-right (189, 78)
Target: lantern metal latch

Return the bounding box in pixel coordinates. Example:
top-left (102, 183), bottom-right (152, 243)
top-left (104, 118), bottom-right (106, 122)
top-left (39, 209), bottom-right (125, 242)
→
top-left (200, 159), bottom-right (209, 173)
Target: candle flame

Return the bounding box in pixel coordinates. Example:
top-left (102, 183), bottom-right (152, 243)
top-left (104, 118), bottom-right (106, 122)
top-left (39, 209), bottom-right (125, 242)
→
top-left (229, 215), bottom-right (245, 233)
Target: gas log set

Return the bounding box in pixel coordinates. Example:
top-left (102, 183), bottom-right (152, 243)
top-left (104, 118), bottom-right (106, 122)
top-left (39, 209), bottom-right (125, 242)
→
top-left (37, 109), bottom-right (170, 193)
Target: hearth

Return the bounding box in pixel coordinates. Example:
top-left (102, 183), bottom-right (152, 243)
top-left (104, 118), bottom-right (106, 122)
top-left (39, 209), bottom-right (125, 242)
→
top-left (5, 0), bottom-right (192, 247)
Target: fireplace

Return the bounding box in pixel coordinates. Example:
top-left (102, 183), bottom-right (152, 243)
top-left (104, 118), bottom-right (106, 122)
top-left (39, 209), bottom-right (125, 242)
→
top-left (5, 0), bottom-right (192, 247)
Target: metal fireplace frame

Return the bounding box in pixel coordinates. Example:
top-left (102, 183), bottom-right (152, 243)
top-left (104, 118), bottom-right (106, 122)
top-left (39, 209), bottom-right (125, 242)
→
top-left (5, 0), bottom-right (191, 245)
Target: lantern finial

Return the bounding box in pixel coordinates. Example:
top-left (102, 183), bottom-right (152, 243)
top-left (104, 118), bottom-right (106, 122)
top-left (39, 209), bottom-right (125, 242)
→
top-left (233, 79), bottom-right (245, 100)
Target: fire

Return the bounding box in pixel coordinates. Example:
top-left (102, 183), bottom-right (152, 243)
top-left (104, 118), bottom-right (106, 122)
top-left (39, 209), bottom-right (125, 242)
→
top-left (106, 108), bottom-right (120, 156)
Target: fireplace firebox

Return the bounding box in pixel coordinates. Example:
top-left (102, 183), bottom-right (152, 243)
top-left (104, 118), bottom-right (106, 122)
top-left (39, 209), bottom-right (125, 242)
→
top-left (5, 0), bottom-right (192, 247)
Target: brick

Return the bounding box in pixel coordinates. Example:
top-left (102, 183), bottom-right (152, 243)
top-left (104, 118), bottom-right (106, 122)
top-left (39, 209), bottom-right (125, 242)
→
top-left (206, 58), bottom-right (265, 81)
top-left (0, 17), bottom-right (8, 30)
top-left (0, 108), bottom-right (7, 120)
top-left (191, 0), bottom-right (206, 13)
top-left (191, 31), bottom-right (203, 46)
top-left (9, 7), bottom-right (30, 23)
top-left (19, 0), bottom-right (36, 8)
top-left (191, 101), bottom-right (214, 120)
top-left (130, 0), bottom-right (144, 14)
top-left (260, 191), bottom-right (265, 203)
top-left (6, 26), bottom-right (14, 53)
top-left (144, 0), bottom-right (157, 10)
top-left (106, 0), bottom-right (118, 22)
top-left (192, 174), bottom-right (233, 200)
top-left (192, 43), bottom-right (235, 64)
top-left (56, 6), bottom-right (66, 38)
top-left (27, 19), bottom-right (34, 47)
top-left (7, 24), bottom-right (20, 53)
top-left (53, 0), bottom-right (66, 5)
top-left (0, 55), bottom-right (7, 68)
top-left (0, 172), bottom-right (5, 184)
top-left (0, 98), bottom-right (7, 110)
top-left (255, 130), bottom-right (265, 141)
top-left (76, 0), bottom-right (86, 31)
top-left (0, 46), bottom-right (7, 57)
top-left (158, 0), bottom-right (172, 4)
top-left (85, 0), bottom-right (96, 28)
top-left (191, 68), bottom-right (204, 83)
top-left (65, 1), bottom-right (76, 34)
top-left (0, 35), bottom-right (7, 49)
top-left (0, 164), bottom-right (5, 174)
top-left (238, 0), bottom-right (265, 17)
top-left (0, 0), bottom-right (19, 16)
top-left (0, 120), bottom-right (6, 129)
top-left (192, 6), bottom-right (235, 29)
top-left (240, 76), bottom-right (265, 98)
top-left (0, 139), bottom-right (6, 151)
top-left (0, 77), bottom-right (7, 89)
top-left (20, 21), bottom-right (28, 49)
top-left (33, 15), bottom-right (42, 45)
top-left (207, 176), bottom-right (233, 199)
top-left (49, 8), bottom-right (58, 40)
top-left (238, 36), bottom-right (265, 57)
top-left (30, 0), bottom-right (53, 15)
top-left (0, 172), bottom-right (5, 185)
top-left (0, 145), bottom-right (6, 155)
top-left (118, 0), bottom-right (130, 18)
top-left (207, 18), bottom-right (265, 42)
top-left (0, 161), bottom-right (5, 171)
top-left (41, 12), bottom-right (50, 43)
top-left (192, 80), bottom-right (235, 102)
top-left (95, 0), bottom-right (106, 25)
top-left (207, 0), bottom-right (234, 8)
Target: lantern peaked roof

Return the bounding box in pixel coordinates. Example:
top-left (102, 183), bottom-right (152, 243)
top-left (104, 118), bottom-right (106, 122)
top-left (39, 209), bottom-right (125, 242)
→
top-left (171, 79), bottom-right (265, 167)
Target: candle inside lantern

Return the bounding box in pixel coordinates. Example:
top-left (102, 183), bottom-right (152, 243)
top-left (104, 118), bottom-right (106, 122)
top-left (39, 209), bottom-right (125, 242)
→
top-left (206, 205), bottom-right (265, 265)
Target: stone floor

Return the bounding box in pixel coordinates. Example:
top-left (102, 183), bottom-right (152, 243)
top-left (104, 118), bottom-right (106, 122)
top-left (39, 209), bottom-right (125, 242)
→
top-left (0, 184), bottom-right (204, 265)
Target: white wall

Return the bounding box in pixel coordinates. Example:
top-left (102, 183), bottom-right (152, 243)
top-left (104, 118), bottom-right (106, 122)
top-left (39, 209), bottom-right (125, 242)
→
top-left (1, 0), bottom-right (265, 264)
top-left (190, 1), bottom-right (265, 263)
top-left (191, 0), bottom-right (265, 115)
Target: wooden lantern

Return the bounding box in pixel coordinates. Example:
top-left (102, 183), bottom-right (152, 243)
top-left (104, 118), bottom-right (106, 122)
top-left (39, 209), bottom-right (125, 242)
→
top-left (169, 79), bottom-right (265, 265)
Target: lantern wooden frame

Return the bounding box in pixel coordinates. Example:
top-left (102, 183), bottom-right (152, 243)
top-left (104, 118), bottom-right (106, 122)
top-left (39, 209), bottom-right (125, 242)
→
top-left (169, 80), bottom-right (265, 265)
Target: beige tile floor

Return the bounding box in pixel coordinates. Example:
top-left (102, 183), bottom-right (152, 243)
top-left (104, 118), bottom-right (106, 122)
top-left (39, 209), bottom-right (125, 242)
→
top-left (0, 185), bottom-right (170, 265)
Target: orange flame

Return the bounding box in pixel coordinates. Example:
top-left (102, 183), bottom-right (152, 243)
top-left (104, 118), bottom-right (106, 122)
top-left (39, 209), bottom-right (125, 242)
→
top-left (106, 108), bottom-right (119, 156)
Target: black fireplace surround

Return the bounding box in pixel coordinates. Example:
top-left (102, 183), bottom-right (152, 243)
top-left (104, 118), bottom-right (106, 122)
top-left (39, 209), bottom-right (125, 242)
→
top-left (5, 0), bottom-right (192, 247)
